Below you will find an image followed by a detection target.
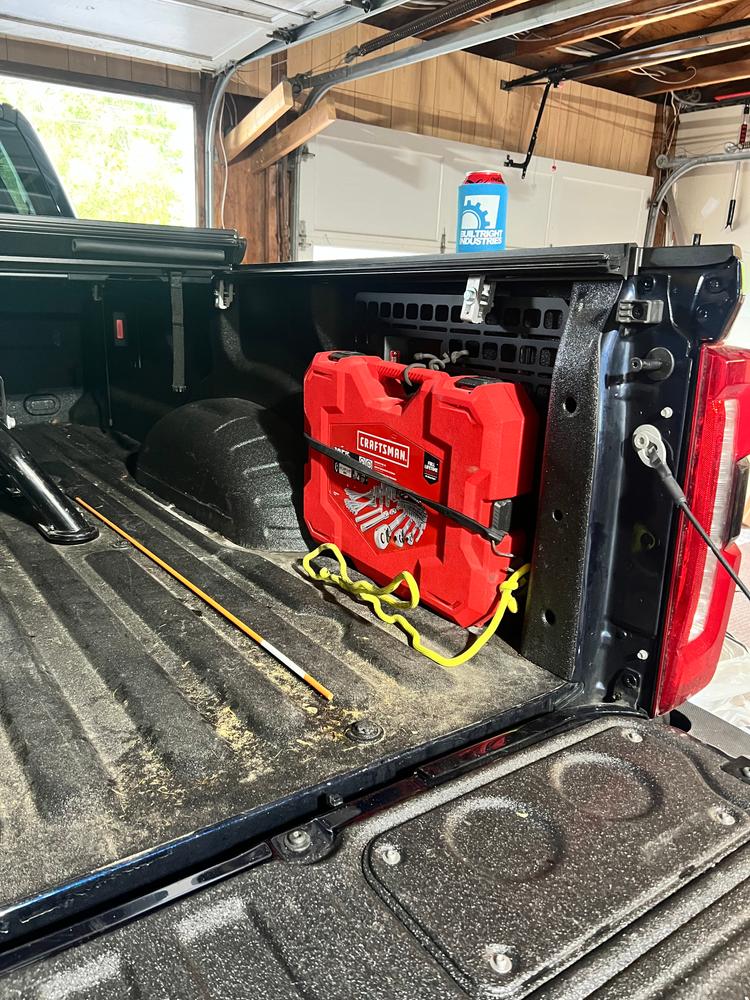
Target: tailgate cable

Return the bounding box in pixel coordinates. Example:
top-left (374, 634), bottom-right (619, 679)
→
top-left (633, 427), bottom-right (750, 602)
top-left (303, 542), bottom-right (529, 668)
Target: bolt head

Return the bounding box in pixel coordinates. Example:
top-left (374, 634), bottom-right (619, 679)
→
top-left (661, 406), bottom-right (673, 419)
top-left (381, 845), bottom-right (401, 866)
top-left (285, 829), bottom-right (312, 853)
top-left (464, 289), bottom-right (477, 302)
top-left (623, 729), bottom-right (643, 743)
top-left (637, 649), bottom-right (649, 661)
top-left (488, 949), bottom-right (514, 975)
top-left (712, 807), bottom-right (736, 827)
top-left (346, 719), bottom-right (384, 743)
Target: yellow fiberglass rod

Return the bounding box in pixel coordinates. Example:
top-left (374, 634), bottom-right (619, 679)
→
top-left (75, 496), bottom-right (333, 702)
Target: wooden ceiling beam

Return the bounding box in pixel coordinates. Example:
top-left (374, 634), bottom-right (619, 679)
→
top-left (619, 0), bottom-right (750, 46)
top-left (628, 55), bottom-right (750, 95)
top-left (556, 24), bottom-right (750, 84)
top-left (706, 0), bottom-right (750, 25)
top-left (498, 0), bottom-right (733, 58)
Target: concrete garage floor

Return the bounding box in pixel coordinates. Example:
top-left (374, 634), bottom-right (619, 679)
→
top-left (687, 528), bottom-right (750, 747)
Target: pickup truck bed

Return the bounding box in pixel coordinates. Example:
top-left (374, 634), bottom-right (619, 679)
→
top-left (1, 230), bottom-right (748, 992)
top-left (0, 421), bottom-right (567, 918)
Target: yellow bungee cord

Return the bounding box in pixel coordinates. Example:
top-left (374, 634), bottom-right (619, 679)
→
top-left (302, 542), bottom-right (530, 668)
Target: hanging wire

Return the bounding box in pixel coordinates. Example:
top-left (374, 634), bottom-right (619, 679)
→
top-left (628, 65), bottom-right (698, 86)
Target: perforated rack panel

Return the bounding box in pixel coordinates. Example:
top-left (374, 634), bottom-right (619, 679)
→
top-left (354, 292), bottom-right (569, 406)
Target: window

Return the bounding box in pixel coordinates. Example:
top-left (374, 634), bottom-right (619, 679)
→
top-left (0, 126), bottom-right (35, 214)
top-left (0, 76), bottom-right (196, 225)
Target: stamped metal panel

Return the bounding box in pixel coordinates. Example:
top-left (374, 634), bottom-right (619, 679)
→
top-left (366, 724), bottom-right (750, 997)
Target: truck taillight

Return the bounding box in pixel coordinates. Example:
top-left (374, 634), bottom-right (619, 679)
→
top-left (655, 346), bottom-right (750, 715)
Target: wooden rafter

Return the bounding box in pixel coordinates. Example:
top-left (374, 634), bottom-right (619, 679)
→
top-left (500, 0), bottom-right (734, 58)
top-left (619, 0), bottom-right (750, 46)
top-left (557, 24), bottom-right (750, 84)
top-left (706, 0), bottom-right (750, 25)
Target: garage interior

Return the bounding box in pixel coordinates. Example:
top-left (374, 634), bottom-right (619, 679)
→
top-left (0, 1), bottom-right (740, 258)
top-left (2, 2), bottom-right (750, 994)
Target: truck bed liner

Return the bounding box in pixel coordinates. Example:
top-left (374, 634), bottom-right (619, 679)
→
top-left (0, 423), bottom-right (566, 917)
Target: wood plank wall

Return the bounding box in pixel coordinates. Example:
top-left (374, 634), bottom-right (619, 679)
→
top-left (0, 27), bottom-right (657, 262)
top-left (233, 23), bottom-right (657, 176)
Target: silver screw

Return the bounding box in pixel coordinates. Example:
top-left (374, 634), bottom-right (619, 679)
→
top-left (637, 649), bottom-right (649, 661)
top-left (623, 729), bottom-right (643, 743)
top-left (661, 406), bottom-right (673, 419)
top-left (488, 949), bottom-right (514, 975)
top-left (712, 807), bottom-right (736, 827)
top-left (284, 829), bottom-right (312, 853)
top-left (381, 845), bottom-right (401, 866)
top-left (464, 288), bottom-right (476, 302)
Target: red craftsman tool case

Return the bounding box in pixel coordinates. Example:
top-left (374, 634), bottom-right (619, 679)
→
top-left (303, 352), bottom-right (538, 627)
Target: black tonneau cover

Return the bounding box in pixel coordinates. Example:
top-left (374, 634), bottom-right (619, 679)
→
top-left (0, 215), bottom-right (246, 276)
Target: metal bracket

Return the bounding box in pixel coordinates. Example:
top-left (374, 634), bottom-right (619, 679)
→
top-left (504, 79), bottom-right (554, 180)
top-left (214, 279), bottom-right (235, 311)
top-left (270, 26), bottom-right (297, 44)
top-left (297, 219), bottom-right (312, 252)
top-left (616, 299), bottom-right (664, 325)
top-left (272, 819), bottom-right (337, 864)
top-left (461, 275), bottom-right (496, 324)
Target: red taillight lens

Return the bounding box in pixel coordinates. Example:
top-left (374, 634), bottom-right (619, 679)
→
top-left (655, 345), bottom-right (750, 715)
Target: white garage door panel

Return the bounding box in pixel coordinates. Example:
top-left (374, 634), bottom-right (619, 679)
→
top-left (300, 121), bottom-right (653, 258)
top-left (0, 0), bottom-right (343, 70)
top-left (547, 173), bottom-right (650, 246)
top-left (311, 136), bottom-right (445, 242)
top-left (437, 153), bottom-right (553, 250)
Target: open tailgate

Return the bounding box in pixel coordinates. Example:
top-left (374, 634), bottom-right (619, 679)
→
top-left (4, 714), bottom-right (750, 998)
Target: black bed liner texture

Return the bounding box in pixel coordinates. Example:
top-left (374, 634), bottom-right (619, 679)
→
top-left (0, 423), bottom-right (564, 913)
